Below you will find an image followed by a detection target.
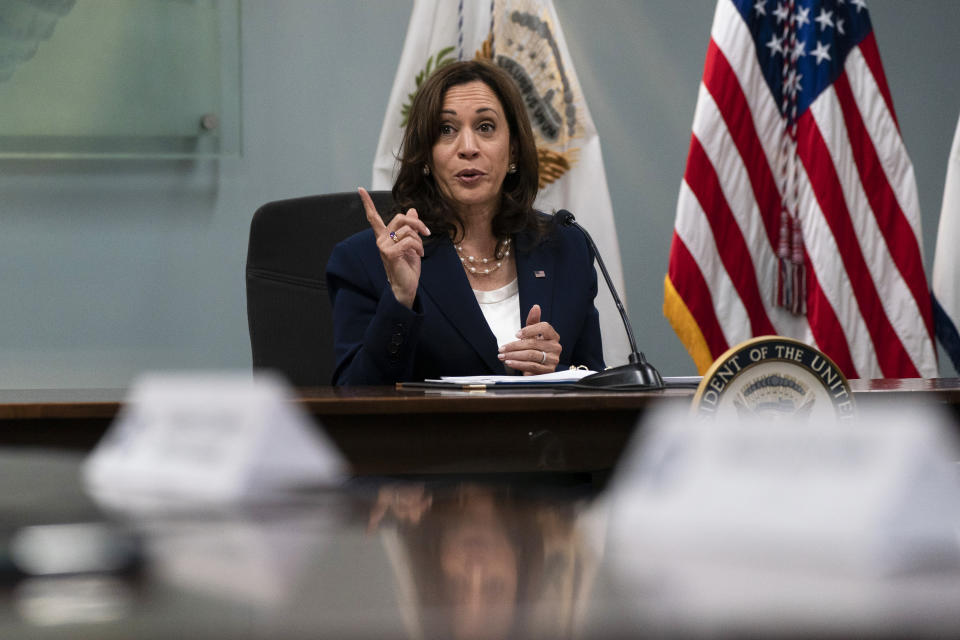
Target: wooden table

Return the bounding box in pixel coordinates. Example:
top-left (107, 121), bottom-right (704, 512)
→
top-left (1, 379), bottom-right (958, 474)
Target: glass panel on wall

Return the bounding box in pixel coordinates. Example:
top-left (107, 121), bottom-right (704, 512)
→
top-left (0, 0), bottom-right (241, 158)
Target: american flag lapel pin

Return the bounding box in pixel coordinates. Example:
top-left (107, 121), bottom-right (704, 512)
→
top-left (534, 270), bottom-right (546, 278)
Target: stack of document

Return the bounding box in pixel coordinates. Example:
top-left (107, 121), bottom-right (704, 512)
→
top-left (426, 369), bottom-right (595, 386)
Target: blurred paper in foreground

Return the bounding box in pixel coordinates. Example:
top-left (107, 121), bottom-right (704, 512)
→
top-left (83, 372), bottom-right (348, 507)
top-left (607, 403), bottom-right (960, 577)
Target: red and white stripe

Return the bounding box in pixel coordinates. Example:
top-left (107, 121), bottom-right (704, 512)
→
top-left (667, 0), bottom-right (936, 378)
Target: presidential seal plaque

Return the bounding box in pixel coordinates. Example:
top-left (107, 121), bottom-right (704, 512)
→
top-left (692, 336), bottom-right (855, 423)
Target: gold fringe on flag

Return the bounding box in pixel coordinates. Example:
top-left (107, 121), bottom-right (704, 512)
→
top-left (663, 274), bottom-right (714, 374)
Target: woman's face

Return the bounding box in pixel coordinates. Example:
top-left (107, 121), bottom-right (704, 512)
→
top-left (430, 80), bottom-right (513, 219)
top-left (440, 491), bottom-right (518, 639)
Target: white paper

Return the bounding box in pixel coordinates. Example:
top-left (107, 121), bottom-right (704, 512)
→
top-left (607, 403), bottom-right (960, 577)
top-left (83, 372), bottom-right (348, 506)
top-left (430, 369), bottom-right (596, 385)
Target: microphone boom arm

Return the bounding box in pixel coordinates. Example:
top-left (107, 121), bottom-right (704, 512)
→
top-left (556, 210), bottom-right (664, 390)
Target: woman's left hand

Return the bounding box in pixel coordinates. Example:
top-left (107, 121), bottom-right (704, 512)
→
top-left (498, 304), bottom-right (562, 375)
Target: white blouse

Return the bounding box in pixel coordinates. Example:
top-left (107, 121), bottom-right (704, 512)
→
top-left (473, 278), bottom-right (521, 348)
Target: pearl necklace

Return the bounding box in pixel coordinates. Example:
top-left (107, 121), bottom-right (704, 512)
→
top-left (455, 238), bottom-right (511, 276)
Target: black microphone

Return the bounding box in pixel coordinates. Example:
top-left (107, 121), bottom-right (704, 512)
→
top-left (555, 210), bottom-right (664, 390)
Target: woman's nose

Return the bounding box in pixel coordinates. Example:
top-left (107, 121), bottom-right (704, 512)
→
top-left (457, 130), bottom-right (479, 158)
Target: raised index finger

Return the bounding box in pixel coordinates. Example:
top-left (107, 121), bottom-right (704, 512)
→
top-left (358, 187), bottom-right (386, 235)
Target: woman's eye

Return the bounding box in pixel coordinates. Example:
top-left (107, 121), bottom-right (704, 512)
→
top-left (439, 124), bottom-right (454, 135)
top-left (478, 122), bottom-right (494, 133)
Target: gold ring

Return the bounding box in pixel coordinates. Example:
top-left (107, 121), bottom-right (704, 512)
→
top-left (389, 230), bottom-right (401, 243)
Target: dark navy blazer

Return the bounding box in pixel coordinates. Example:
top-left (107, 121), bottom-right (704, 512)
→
top-left (325, 218), bottom-right (604, 385)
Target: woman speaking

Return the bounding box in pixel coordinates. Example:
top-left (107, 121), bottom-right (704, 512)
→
top-left (326, 60), bottom-right (604, 385)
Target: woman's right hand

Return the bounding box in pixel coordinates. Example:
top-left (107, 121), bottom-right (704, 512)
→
top-left (358, 187), bottom-right (431, 309)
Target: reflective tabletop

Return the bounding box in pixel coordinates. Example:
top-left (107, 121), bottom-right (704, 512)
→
top-left (3, 450), bottom-right (960, 639)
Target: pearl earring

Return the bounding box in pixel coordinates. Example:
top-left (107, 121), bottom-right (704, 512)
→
top-left (423, 164), bottom-right (431, 176)
top-left (508, 162), bottom-right (517, 174)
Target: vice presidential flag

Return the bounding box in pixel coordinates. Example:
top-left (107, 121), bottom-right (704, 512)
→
top-left (372, 0), bottom-right (630, 367)
top-left (932, 114), bottom-right (960, 373)
top-left (664, 0), bottom-right (936, 378)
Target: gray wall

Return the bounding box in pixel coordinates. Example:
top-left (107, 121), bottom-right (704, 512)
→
top-left (1, 0), bottom-right (957, 389)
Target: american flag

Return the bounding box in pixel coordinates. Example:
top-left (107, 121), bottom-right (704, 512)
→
top-left (664, 0), bottom-right (937, 379)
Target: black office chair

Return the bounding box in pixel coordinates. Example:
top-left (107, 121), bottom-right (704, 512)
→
top-left (245, 190), bottom-right (394, 386)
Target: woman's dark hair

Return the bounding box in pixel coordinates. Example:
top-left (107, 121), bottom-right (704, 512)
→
top-left (392, 60), bottom-right (544, 243)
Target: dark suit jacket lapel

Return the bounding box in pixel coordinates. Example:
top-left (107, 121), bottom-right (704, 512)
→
top-left (418, 238), bottom-right (505, 373)
top-left (516, 231), bottom-right (556, 327)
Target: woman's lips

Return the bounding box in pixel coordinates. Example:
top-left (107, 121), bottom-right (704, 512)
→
top-left (455, 169), bottom-right (485, 184)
